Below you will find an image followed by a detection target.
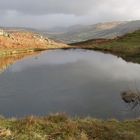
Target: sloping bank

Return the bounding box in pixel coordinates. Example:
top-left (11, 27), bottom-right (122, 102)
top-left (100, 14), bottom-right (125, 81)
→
top-left (0, 114), bottom-right (140, 140)
top-left (0, 31), bottom-right (69, 57)
top-left (70, 30), bottom-right (140, 64)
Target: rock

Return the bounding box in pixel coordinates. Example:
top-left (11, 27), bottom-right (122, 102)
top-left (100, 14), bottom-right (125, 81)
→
top-left (121, 91), bottom-right (139, 103)
top-left (0, 29), bottom-right (10, 37)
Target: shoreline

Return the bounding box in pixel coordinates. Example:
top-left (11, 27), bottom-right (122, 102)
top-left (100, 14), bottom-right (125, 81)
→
top-left (0, 46), bottom-right (140, 65)
top-left (0, 48), bottom-right (45, 56)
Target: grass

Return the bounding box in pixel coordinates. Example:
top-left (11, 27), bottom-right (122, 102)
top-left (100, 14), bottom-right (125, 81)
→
top-left (70, 30), bottom-right (140, 63)
top-left (0, 114), bottom-right (140, 140)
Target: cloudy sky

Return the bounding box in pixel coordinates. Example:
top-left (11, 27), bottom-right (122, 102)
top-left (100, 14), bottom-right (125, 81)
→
top-left (0, 0), bottom-right (140, 29)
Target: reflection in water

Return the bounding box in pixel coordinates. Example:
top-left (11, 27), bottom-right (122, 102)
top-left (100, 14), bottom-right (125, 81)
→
top-left (0, 53), bottom-right (40, 73)
top-left (0, 49), bottom-right (140, 119)
top-left (121, 91), bottom-right (140, 110)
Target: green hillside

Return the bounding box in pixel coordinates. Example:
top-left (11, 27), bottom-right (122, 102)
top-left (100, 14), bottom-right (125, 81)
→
top-left (70, 30), bottom-right (140, 63)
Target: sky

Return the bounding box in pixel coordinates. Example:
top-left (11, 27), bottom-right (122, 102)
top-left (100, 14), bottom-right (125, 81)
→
top-left (0, 0), bottom-right (140, 29)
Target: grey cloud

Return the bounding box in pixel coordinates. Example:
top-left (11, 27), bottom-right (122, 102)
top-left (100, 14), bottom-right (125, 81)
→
top-left (0, 0), bottom-right (99, 15)
top-left (0, 0), bottom-right (140, 28)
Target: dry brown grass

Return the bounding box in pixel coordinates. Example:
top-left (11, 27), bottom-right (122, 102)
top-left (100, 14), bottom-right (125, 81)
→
top-left (0, 32), bottom-right (68, 51)
top-left (0, 114), bottom-right (140, 140)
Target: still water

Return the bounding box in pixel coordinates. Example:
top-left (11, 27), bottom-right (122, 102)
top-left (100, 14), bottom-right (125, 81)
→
top-left (0, 49), bottom-right (140, 119)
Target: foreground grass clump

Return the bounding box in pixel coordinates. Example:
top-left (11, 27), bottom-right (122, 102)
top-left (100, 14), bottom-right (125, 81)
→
top-left (0, 114), bottom-right (140, 140)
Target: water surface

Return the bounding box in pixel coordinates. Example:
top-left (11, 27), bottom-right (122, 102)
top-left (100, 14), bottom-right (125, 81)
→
top-left (0, 49), bottom-right (140, 119)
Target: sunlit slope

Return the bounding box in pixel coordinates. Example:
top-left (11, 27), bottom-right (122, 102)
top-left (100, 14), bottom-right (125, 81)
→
top-left (0, 31), bottom-right (68, 55)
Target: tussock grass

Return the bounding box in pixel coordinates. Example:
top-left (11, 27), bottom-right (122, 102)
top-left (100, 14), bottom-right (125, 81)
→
top-left (0, 113), bottom-right (140, 140)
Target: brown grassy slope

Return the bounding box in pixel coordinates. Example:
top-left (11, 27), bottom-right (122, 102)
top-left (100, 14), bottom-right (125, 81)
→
top-left (0, 32), bottom-right (68, 50)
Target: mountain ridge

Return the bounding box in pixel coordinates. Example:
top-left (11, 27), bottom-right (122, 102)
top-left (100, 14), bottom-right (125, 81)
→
top-left (44, 20), bottom-right (140, 43)
top-left (1, 20), bottom-right (140, 44)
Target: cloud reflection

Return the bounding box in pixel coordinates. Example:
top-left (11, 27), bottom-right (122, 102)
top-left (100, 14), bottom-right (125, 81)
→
top-left (9, 49), bottom-right (140, 82)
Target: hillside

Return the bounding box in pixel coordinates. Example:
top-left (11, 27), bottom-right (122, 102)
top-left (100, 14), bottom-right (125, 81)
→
top-left (0, 30), bottom-right (68, 56)
top-left (70, 30), bottom-right (140, 63)
top-left (2, 20), bottom-right (140, 44)
top-left (45, 20), bottom-right (140, 43)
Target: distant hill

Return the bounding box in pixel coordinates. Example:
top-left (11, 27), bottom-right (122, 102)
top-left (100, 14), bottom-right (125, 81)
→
top-left (44, 20), bottom-right (140, 43)
top-left (2, 20), bottom-right (140, 44)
